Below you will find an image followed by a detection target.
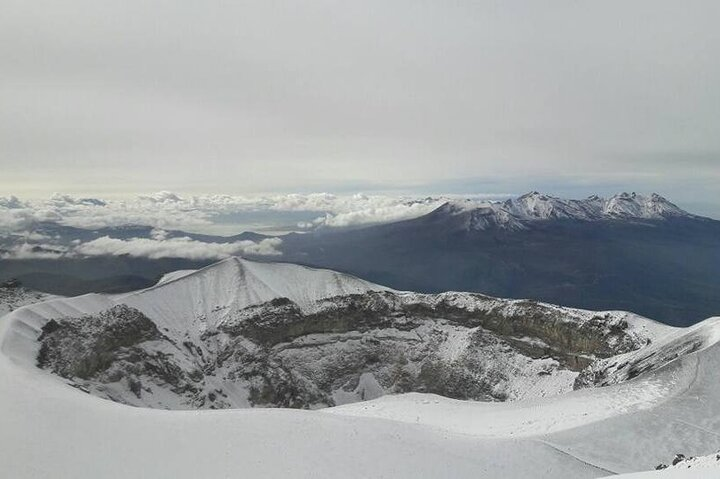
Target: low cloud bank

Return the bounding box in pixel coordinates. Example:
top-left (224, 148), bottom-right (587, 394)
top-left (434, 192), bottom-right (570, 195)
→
top-left (0, 243), bottom-right (69, 260)
top-left (1, 234), bottom-right (283, 261)
top-left (0, 192), bottom-right (509, 234)
top-left (75, 236), bottom-right (283, 260)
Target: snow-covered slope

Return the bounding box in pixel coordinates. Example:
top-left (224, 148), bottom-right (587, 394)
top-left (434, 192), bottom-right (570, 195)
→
top-left (576, 317), bottom-right (720, 388)
top-left (606, 452), bottom-right (720, 478)
top-left (329, 319), bottom-right (720, 473)
top-left (155, 269), bottom-right (196, 285)
top-left (2, 301), bottom-right (720, 477)
top-left (119, 257), bottom-right (387, 349)
top-left (128, 256), bottom-right (386, 316)
top-left (439, 192), bottom-right (695, 231)
top-left (0, 343), bottom-right (607, 479)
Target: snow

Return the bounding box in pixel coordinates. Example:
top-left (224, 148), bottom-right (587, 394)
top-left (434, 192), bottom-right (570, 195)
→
top-left (3, 308), bottom-right (720, 477)
top-left (443, 192), bottom-right (694, 230)
top-left (602, 192), bottom-right (689, 219)
top-left (94, 257), bottom-right (391, 360)
top-left (332, 372), bottom-right (385, 405)
top-left (604, 452), bottom-right (720, 478)
top-left (0, 257), bottom-right (677, 411)
top-left (328, 327), bottom-right (720, 474)
top-left (155, 268), bottom-right (197, 285)
top-left (578, 317), bottom-right (720, 387)
top-left (437, 325), bottom-right (474, 362)
top-left (2, 259), bottom-right (720, 477)
top-left (327, 368), bottom-right (685, 439)
top-left (407, 291), bottom-right (675, 348)
top-left (8, 264), bottom-right (670, 409)
top-left (0, 333), bottom-right (604, 478)
top-left (122, 256), bottom-right (388, 327)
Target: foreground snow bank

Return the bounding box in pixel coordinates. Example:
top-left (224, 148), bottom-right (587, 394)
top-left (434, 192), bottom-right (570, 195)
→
top-left (3, 314), bottom-right (720, 477)
top-left (604, 452), bottom-right (720, 478)
top-left (0, 340), bottom-right (604, 478)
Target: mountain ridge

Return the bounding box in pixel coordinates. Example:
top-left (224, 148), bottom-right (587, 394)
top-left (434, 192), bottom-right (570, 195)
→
top-left (437, 191), bottom-right (696, 231)
top-left (2, 257), bottom-right (677, 410)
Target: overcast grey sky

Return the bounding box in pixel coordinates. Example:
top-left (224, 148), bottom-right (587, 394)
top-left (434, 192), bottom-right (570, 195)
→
top-left (1, 1), bottom-right (719, 215)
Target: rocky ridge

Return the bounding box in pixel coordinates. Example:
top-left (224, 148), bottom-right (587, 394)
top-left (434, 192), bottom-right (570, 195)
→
top-left (441, 192), bottom-right (694, 231)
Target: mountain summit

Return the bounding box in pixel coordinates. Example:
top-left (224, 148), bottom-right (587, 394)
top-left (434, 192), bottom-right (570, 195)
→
top-left (440, 192), bottom-right (693, 231)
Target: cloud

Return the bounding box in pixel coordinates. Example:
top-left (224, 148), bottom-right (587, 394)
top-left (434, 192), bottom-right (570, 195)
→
top-left (48, 194), bottom-right (107, 207)
top-left (308, 200), bottom-right (442, 229)
top-left (0, 243), bottom-right (68, 260)
top-left (150, 228), bottom-right (169, 241)
top-left (74, 236), bottom-right (282, 260)
top-left (137, 191), bottom-right (184, 204)
top-left (0, 196), bottom-right (26, 209)
top-left (0, 191), bottom-right (475, 233)
top-left (0, 193), bottom-right (213, 232)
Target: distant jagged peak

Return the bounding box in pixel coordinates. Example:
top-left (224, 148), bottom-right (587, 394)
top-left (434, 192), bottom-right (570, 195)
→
top-left (603, 192), bottom-right (689, 219)
top-left (503, 192), bottom-right (604, 221)
top-left (436, 191), bottom-right (694, 230)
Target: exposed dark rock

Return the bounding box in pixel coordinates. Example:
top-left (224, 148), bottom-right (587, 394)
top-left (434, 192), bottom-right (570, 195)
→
top-left (37, 305), bottom-right (162, 379)
top-left (0, 278), bottom-right (21, 289)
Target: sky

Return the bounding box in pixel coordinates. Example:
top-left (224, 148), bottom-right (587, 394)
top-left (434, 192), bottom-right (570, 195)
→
top-left (1, 1), bottom-right (719, 216)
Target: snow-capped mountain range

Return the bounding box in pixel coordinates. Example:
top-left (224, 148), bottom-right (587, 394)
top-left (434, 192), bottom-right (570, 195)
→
top-left (277, 191), bottom-right (720, 325)
top-left (440, 192), bottom-right (694, 231)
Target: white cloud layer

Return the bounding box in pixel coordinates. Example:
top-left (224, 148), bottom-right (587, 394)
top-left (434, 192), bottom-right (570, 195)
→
top-left (74, 236), bottom-right (283, 260)
top-left (1, 192), bottom-right (493, 234)
top-left (0, 243), bottom-right (68, 260)
top-left (1, 235), bottom-right (282, 261)
top-left (2, 191), bottom-right (478, 260)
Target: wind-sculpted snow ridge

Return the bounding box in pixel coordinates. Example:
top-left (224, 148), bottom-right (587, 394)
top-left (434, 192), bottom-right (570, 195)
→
top-left (440, 191), bottom-right (695, 231)
top-left (1, 257), bottom-right (676, 410)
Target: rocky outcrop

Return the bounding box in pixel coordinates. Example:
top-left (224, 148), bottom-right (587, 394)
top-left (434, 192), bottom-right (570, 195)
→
top-left (38, 305), bottom-right (163, 379)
